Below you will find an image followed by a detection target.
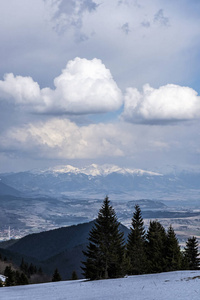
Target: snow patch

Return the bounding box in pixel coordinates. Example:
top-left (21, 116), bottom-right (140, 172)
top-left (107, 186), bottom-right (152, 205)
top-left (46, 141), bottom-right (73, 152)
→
top-left (0, 274), bottom-right (6, 282)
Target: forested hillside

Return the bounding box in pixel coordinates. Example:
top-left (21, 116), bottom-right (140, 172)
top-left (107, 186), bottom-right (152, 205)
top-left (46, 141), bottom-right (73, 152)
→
top-left (0, 220), bottom-right (129, 279)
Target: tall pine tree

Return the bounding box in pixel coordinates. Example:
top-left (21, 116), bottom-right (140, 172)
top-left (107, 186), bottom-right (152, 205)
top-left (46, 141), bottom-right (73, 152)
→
top-left (52, 268), bottom-right (61, 282)
top-left (126, 204), bottom-right (146, 275)
top-left (82, 196), bottom-right (125, 280)
top-left (165, 225), bottom-right (181, 271)
top-left (4, 266), bottom-right (15, 286)
top-left (184, 236), bottom-right (200, 270)
top-left (145, 220), bottom-right (167, 273)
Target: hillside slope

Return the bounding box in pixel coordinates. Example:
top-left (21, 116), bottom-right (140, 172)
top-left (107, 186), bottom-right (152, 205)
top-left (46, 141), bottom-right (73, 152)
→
top-left (0, 181), bottom-right (21, 196)
top-left (1, 221), bottom-right (129, 279)
top-left (1, 271), bottom-right (200, 300)
top-left (8, 221), bottom-right (96, 261)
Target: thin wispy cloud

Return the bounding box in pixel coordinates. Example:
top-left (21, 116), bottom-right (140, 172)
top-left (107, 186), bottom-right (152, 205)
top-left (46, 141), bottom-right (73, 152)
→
top-left (44, 0), bottom-right (98, 34)
top-left (154, 9), bottom-right (170, 27)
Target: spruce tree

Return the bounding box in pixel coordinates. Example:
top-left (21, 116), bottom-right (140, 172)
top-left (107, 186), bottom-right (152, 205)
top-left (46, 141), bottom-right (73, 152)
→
top-left (15, 271), bottom-right (21, 285)
top-left (71, 270), bottom-right (78, 280)
top-left (52, 268), bottom-right (62, 282)
top-left (4, 266), bottom-right (15, 286)
top-left (184, 236), bottom-right (200, 270)
top-left (20, 258), bottom-right (28, 275)
top-left (28, 263), bottom-right (34, 276)
top-left (145, 220), bottom-right (167, 273)
top-left (165, 225), bottom-right (181, 271)
top-left (19, 272), bottom-right (29, 285)
top-left (126, 204), bottom-right (146, 275)
top-left (20, 258), bottom-right (25, 271)
top-left (82, 196), bottom-right (125, 280)
top-left (38, 267), bottom-right (43, 275)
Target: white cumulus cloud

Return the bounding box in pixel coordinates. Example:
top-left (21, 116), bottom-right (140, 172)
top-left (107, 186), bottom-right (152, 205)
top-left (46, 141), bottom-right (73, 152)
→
top-left (0, 57), bottom-right (122, 115)
top-left (122, 84), bottom-right (200, 123)
top-left (0, 73), bottom-right (41, 106)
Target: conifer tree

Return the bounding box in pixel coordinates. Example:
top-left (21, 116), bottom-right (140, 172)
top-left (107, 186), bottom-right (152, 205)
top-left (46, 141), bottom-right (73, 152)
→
top-left (126, 204), bottom-right (146, 274)
top-left (19, 272), bottom-right (29, 285)
top-left (71, 270), bottom-right (78, 280)
top-left (52, 268), bottom-right (62, 282)
top-left (38, 267), bottom-right (43, 275)
top-left (20, 258), bottom-right (25, 271)
top-left (184, 236), bottom-right (200, 270)
top-left (145, 220), bottom-right (167, 273)
top-left (4, 266), bottom-right (29, 286)
top-left (28, 263), bottom-right (35, 275)
top-left (20, 258), bottom-right (28, 275)
top-left (4, 266), bottom-right (15, 286)
top-left (82, 196), bottom-right (125, 280)
top-left (165, 225), bottom-right (181, 271)
top-left (15, 271), bottom-right (21, 285)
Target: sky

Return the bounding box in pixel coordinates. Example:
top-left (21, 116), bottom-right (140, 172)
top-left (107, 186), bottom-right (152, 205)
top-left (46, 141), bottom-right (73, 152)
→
top-left (0, 0), bottom-right (200, 173)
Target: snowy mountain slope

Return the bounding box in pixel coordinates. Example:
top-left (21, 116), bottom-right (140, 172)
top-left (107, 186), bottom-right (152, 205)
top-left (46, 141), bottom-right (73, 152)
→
top-left (1, 271), bottom-right (200, 300)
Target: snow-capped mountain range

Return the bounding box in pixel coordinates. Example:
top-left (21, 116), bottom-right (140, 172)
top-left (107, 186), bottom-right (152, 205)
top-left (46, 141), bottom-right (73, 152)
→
top-left (1, 163), bottom-right (200, 201)
top-left (1, 163), bottom-right (200, 241)
top-left (44, 164), bottom-right (162, 177)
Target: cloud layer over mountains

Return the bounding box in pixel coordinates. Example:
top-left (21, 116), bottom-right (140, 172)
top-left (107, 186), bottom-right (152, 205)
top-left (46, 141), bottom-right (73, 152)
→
top-left (1, 0), bottom-right (200, 172)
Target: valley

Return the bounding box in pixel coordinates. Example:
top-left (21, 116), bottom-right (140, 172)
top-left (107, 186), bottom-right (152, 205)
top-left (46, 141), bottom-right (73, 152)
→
top-left (0, 164), bottom-right (200, 249)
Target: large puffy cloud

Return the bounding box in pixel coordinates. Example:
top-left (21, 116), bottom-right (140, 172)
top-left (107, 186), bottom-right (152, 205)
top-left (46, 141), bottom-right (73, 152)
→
top-left (0, 57), bottom-right (122, 114)
top-left (122, 84), bottom-right (200, 123)
top-left (50, 57), bottom-right (122, 113)
top-left (0, 73), bottom-right (42, 106)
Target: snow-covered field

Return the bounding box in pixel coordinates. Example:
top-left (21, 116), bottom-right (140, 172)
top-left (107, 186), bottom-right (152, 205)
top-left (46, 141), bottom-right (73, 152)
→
top-left (1, 271), bottom-right (200, 300)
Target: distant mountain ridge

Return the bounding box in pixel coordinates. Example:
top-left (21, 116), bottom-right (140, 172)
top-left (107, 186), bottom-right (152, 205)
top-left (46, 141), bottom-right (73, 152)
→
top-left (1, 163), bottom-right (200, 200)
top-left (43, 164), bottom-right (162, 177)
